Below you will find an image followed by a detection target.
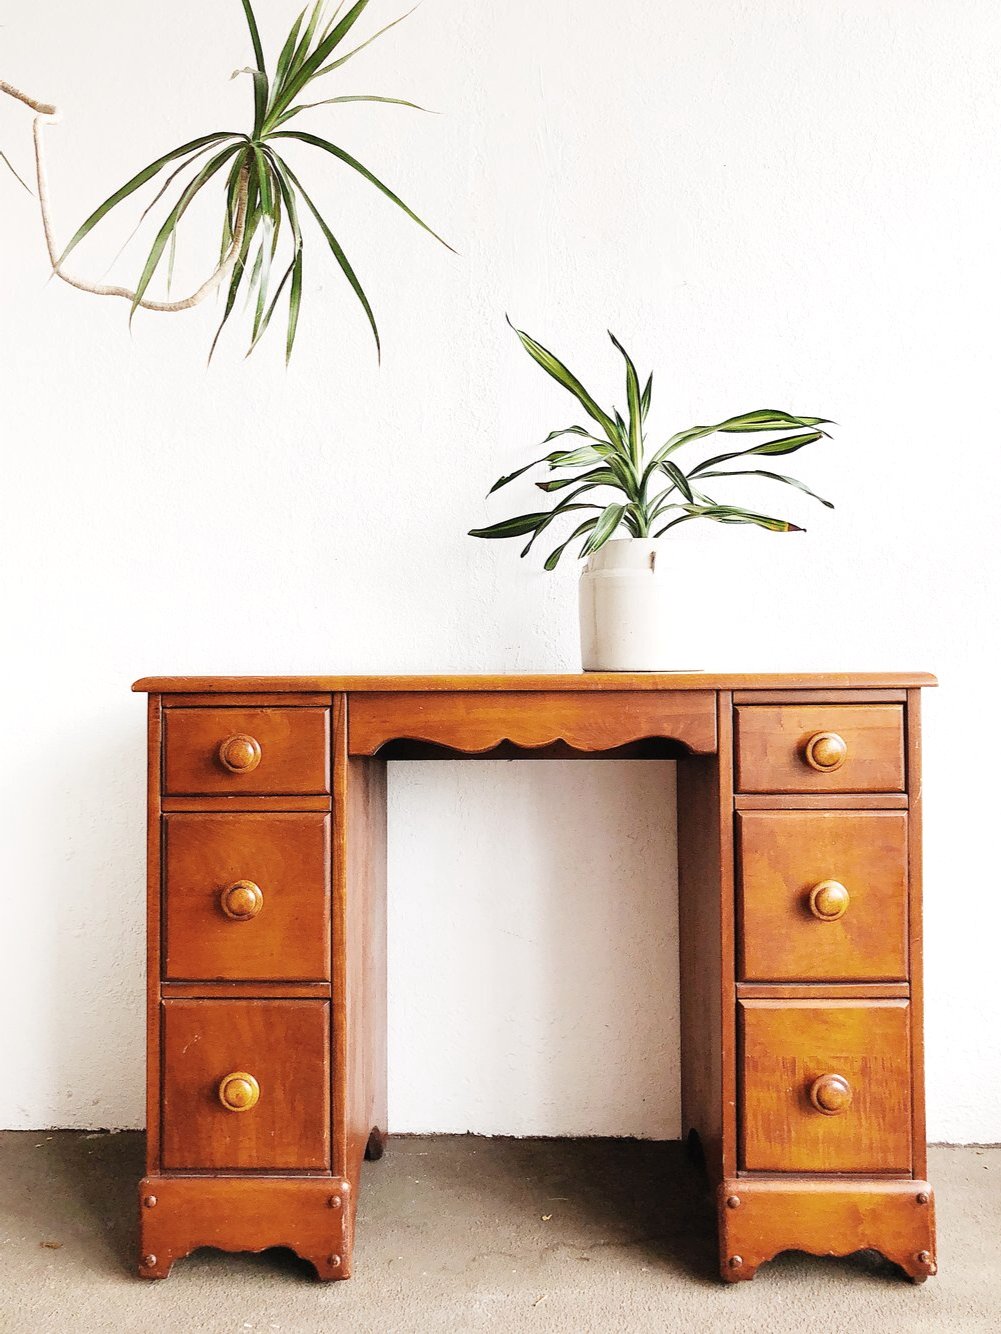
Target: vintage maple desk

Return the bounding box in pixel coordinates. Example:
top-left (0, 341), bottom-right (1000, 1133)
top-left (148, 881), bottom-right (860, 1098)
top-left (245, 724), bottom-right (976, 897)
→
top-left (133, 673), bottom-right (936, 1284)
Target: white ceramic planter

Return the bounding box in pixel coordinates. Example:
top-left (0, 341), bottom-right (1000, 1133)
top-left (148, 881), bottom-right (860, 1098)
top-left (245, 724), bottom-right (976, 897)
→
top-left (579, 538), bottom-right (676, 671)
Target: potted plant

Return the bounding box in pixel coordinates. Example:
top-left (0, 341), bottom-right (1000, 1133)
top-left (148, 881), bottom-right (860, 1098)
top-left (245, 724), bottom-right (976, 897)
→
top-left (470, 322), bottom-right (834, 671)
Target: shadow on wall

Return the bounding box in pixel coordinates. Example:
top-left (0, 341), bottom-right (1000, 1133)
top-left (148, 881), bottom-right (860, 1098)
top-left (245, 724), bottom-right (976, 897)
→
top-left (44, 709), bottom-right (146, 1131)
top-left (386, 757), bottom-right (679, 1137)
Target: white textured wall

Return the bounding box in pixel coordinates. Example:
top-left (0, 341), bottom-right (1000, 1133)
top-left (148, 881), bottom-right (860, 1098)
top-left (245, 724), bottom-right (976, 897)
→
top-left (1, 0), bottom-right (998, 1140)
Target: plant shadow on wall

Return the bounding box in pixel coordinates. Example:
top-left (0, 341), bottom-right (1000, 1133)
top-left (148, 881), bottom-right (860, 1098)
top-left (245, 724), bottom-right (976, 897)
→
top-left (1, 0), bottom-right (452, 361)
top-left (470, 323), bottom-right (836, 670)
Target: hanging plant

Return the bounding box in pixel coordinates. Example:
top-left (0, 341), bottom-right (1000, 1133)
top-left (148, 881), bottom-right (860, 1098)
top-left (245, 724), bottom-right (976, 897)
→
top-left (1, 1), bottom-right (452, 360)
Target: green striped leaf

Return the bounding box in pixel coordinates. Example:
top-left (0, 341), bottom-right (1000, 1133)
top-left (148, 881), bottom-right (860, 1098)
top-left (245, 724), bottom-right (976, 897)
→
top-left (58, 132), bottom-right (238, 267)
top-left (544, 518), bottom-right (599, 571)
top-left (507, 319), bottom-right (617, 443)
top-left (469, 512), bottom-right (555, 540)
top-left (267, 0), bottom-right (374, 124)
top-left (698, 468), bottom-right (834, 508)
top-left (130, 142), bottom-right (244, 317)
top-left (486, 432), bottom-right (593, 495)
top-left (690, 431), bottom-right (824, 477)
top-left (608, 332), bottom-right (643, 468)
top-left (286, 250), bottom-right (303, 363)
top-left (274, 153), bottom-right (381, 358)
top-left (581, 502), bottom-right (627, 556)
top-left (546, 445), bottom-right (608, 469)
top-left (682, 503), bottom-right (804, 533)
top-left (536, 468), bottom-right (618, 492)
top-left (274, 93), bottom-right (432, 128)
top-left (640, 372), bottom-right (653, 420)
top-left (274, 6), bottom-right (309, 92)
top-left (519, 499), bottom-right (603, 557)
top-left (277, 1), bottom-right (325, 106)
top-left (314, 5), bottom-right (420, 78)
top-left (208, 177), bottom-right (261, 363)
top-left (269, 130), bottom-right (454, 252)
top-left (237, 1), bottom-right (268, 134)
top-left (247, 156), bottom-right (303, 358)
top-left (240, 0), bottom-right (267, 76)
top-left (658, 460), bottom-right (694, 501)
top-left (716, 409), bottom-right (832, 433)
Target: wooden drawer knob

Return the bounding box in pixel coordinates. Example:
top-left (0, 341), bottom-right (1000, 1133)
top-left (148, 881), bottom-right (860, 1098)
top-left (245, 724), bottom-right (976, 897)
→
top-left (217, 734), bottom-right (262, 774)
top-left (809, 1072), bottom-right (853, 1116)
top-left (808, 880), bottom-right (850, 921)
top-left (218, 1072), bottom-right (260, 1113)
top-left (219, 880), bottom-right (264, 921)
top-left (803, 731), bottom-right (848, 772)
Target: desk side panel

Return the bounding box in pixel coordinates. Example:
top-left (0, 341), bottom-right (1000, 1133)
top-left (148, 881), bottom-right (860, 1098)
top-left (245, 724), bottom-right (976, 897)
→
top-left (907, 688), bottom-right (927, 1179)
top-left (677, 693), bottom-right (735, 1184)
top-left (337, 694), bottom-right (388, 1222)
top-left (145, 693), bottom-right (163, 1174)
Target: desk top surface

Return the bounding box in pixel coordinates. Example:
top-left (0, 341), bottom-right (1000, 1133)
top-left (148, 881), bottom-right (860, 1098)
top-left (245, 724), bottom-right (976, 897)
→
top-left (133, 672), bottom-right (936, 694)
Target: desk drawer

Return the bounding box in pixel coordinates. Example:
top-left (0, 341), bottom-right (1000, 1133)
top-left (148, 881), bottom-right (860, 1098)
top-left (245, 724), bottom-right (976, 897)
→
top-left (737, 811), bottom-right (908, 982)
top-left (163, 707), bottom-right (330, 795)
top-left (739, 999), bottom-right (912, 1173)
top-left (161, 999), bottom-right (330, 1171)
top-left (163, 813), bottom-right (330, 982)
top-left (735, 704), bottom-right (905, 793)
top-left (348, 690), bottom-right (717, 756)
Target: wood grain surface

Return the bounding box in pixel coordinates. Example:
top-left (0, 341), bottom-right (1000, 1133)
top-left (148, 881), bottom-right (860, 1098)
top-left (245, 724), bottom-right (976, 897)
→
top-left (161, 999), bottom-right (331, 1172)
top-left (163, 813), bottom-right (331, 982)
top-left (738, 998), bottom-right (912, 1173)
top-left (736, 810), bottom-right (908, 981)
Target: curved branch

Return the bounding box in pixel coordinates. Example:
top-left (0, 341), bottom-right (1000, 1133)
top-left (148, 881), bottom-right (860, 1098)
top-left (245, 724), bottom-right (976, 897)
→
top-left (2, 80), bottom-right (249, 311)
top-left (0, 78), bottom-right (57, 115)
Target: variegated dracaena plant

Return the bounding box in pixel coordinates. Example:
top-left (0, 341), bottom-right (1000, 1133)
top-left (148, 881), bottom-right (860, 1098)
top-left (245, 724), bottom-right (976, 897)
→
top-left (470, 321), bottom-right (835, 569)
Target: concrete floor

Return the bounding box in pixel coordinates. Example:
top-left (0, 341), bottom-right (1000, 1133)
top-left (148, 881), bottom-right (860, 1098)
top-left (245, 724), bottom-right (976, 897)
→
top-left (0, 1134), bottom-right (998, 1333)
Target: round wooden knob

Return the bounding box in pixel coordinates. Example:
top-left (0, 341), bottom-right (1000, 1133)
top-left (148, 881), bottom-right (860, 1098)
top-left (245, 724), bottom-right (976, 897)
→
top-left (218, 1072), bottom-right (260, 1113)
top-left (219, 880), bottom-right (264, 921)
top-left (809, 1073), bottom-right (853, 1115)
top-left (217, 734), bottom-right (262, 773)
top-left (809, 880), bottom-right (850, 921)
top-left (804, 731), bottom-right (848, 772)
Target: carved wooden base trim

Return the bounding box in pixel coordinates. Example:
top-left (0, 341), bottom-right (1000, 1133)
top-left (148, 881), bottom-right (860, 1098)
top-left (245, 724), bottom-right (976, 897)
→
top-left (138, 1176), bottom-right (353, 1281)
top-left (717, 1178), bottom-right (937, 1283)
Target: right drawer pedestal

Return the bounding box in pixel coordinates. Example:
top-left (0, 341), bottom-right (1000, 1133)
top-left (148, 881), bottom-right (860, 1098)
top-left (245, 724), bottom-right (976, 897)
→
top-left (722, 696), bottom-right (935, 1283)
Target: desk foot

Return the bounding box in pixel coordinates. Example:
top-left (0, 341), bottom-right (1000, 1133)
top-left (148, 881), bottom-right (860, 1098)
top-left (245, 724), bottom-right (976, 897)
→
top-left (717, 1178), bottom-right (936, 1284)
top-left (684, 1127), bottom-right (705, 1167)
top-left (137, 1176), bottom-right (353, 1282)
top-left (365, 1127), bottom-right (387, 1161)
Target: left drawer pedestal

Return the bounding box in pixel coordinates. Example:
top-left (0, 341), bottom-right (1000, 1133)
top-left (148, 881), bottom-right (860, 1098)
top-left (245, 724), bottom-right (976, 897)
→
top-left (137, 1176), bottom-right (353, 1281)
top-left (141, 695), bottom-right (350, 1281)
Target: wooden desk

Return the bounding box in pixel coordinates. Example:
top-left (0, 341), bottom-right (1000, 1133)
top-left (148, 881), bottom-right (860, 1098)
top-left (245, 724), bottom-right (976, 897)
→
top-left (132, 673), bottom-right (937, 1284)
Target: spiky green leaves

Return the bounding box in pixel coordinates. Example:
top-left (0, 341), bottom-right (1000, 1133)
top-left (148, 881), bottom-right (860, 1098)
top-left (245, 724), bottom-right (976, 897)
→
top-left (56, 0), bottom-right (449, 360)
top-left (469, 324), bottom-right (835, 568)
